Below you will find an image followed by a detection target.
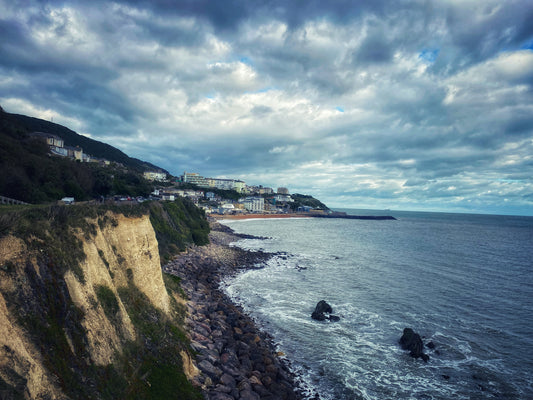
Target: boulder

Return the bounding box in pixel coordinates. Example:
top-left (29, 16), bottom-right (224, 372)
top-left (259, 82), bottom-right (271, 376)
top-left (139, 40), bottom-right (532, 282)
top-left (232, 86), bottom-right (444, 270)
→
top-left (311, 300), bottom-right (340, 321)
top-left (399, 328), bottom-right (429, 362)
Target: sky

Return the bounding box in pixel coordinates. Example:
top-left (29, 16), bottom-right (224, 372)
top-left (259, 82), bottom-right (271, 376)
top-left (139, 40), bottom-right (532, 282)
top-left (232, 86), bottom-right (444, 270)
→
top-left (1, 1), bottom-right (533, 216)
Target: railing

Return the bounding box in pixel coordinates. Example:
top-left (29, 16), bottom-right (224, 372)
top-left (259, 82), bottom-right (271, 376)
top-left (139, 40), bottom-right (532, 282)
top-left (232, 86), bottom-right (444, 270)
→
top-left (0, 196), bottom-right (29, 205)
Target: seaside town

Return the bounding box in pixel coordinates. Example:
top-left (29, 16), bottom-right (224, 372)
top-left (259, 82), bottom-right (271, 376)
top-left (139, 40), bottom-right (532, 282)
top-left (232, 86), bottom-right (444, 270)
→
top-left (148, 171), bottom-right (327, 217)
top-left (29, 131), bottom-right (328, 216)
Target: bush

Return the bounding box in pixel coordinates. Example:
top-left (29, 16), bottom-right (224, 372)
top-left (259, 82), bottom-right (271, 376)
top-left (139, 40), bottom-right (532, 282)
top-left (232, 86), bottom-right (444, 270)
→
top-left (95, 285), bottom-right (119, 319)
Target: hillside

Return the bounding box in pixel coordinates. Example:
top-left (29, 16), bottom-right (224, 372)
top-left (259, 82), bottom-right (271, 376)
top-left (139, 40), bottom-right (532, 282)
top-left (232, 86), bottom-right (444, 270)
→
top-left (0, 201), bottom-right (208, 399)
top-left (5, 110), bottom-right (165, 173)
top-left (290, 193), bottom-right (329, 211)
top-left (0, 107), bottom-right (164, 204)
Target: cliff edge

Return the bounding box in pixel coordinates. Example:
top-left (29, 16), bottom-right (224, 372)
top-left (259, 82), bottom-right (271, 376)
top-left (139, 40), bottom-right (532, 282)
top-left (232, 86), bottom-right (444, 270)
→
top-left (0, 203), bottom-right (204, 399)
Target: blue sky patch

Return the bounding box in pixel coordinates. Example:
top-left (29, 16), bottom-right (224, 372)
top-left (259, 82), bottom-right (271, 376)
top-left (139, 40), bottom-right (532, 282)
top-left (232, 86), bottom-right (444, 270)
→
top-left (520, 40), bottom-right (533, 51)
top-left (418, 48), bottom-right (439, 63)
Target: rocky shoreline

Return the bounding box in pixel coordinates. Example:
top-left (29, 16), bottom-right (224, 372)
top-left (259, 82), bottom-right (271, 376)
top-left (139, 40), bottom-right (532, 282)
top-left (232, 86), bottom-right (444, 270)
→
top-left (163, 222), bottom-right (318, 400)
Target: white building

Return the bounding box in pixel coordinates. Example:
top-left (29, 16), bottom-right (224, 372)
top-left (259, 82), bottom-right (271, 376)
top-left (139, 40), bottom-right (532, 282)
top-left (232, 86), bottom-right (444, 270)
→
top-left (207, 178), bottom-right (245, 193)
top-left (182, 172), bottom-right (209, 186)
top-left (240, 196), bottom-right (265, 213)
top-left (143, 171), bottom-right (167, 181)
top-left (218, 203), bottom-right (235, 214)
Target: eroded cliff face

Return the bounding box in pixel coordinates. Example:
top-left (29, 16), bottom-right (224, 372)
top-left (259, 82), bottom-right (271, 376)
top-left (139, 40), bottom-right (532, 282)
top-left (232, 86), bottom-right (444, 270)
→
top-left (64, 214), bottom-right (169, 366)
top-left (0, 211), bottom-right (193, 399)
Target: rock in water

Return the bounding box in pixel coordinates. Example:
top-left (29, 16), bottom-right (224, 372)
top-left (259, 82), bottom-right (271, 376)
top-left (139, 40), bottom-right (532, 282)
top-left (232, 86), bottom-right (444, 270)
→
top-left (399, 328), bottom-right (429, 362)
top-left (311, 300), bottom-right (339, 321)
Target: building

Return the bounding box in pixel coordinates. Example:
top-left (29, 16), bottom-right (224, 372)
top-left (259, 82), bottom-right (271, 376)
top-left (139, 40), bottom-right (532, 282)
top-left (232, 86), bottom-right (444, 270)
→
top-left (143, 171), bottom-right (167, 182)
top-left (30, 132), bottom-right (64, 147)
top-left (274, 194), bottom-right (293, 203)
top-left (61, 145), bottom-right (83, 161)
top-left (277, 187), bottom-right (289, 195)
top-left (182, 172), bottom-right (209, 187)
top-left (240, 196), bottom-right (265, 213)
top-left (30, 132), bottom-right (85, 161)
top-left (209, 178), bottom-right (246, 193)
top-left (233, 180), bottom-right (245, 193)
top-left (258, 186), bottom-right (274, 195)
top-left (218, 203), bottom-right (235, 214)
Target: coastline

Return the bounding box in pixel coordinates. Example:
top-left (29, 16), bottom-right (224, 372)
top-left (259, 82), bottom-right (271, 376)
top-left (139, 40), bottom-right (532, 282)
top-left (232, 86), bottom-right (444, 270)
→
top-left (163, 221), bottom-right (317, 400)
top-left (211, 213), bottom-right (312, 220)
top-left (212, 212), bottom-right (396, 221)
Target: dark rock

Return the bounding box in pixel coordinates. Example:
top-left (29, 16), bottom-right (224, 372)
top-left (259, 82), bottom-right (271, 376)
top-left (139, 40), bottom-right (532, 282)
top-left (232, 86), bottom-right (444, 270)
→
top-left (311, 300), bottom-right (340, 321)
top-left (198, 360), bottom-right (223, 377)
top-left (311, 312), bottom-right (326, 321)
top-left (426, 341), bottom-right (435, 349)
top-left (214, 384), bottom-right (232, 393)
top-left (314, 300), bottom-right (333, 314)
top-left (240, 389), bottom-right (260, 400)
top-left (209, 392), bottom-right (233, 400)
top-left (442, 375), bottom-right (450, 380)
top-left (399, 328), bottom-right (429, 361)
top-left (220, 373), bottom-right (236, 389)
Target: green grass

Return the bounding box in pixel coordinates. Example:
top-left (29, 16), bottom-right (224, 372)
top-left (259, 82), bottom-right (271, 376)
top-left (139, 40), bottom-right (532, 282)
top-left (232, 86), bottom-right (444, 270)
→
top-left (95, 285), bottom-right (119, 320)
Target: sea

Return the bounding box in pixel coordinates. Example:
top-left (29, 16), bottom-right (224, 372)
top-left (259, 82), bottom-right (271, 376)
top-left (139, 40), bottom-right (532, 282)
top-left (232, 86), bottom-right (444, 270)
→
top-left (220, 210), bottom-right (533, 400)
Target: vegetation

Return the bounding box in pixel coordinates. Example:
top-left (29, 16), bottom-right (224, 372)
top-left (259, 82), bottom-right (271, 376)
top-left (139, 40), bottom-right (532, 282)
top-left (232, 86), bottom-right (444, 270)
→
top-left (95, 285), bottom-right (120, 319)
top-left (5, 110), bottom-right (164, 173)
top-left (0, 200), bottom-right (207, 399)
top-left (0, 199), bottom-right (210, 270)
top-left (147, 199), bottom-right (210, 262)
top-left (115, 283), bottom-right (201, 400)
top-left (289, 193), bottom-right (330, 211)
top-left (0, 107), bottom-right (156, 204)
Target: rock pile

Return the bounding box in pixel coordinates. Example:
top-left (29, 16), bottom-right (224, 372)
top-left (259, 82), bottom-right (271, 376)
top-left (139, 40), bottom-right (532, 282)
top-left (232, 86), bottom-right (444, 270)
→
top-left (163, 222), bottom-right (314, 400)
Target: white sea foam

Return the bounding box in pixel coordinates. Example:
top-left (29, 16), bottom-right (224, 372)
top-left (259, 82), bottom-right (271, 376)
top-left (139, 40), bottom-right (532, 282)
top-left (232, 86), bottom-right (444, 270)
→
top-left (221, 214), bottom-right (533, 399)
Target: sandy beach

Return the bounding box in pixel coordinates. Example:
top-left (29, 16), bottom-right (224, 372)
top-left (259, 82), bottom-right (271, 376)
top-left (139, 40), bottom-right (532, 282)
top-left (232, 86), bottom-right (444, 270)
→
top-left (163, 222), bottom-right (317, 400)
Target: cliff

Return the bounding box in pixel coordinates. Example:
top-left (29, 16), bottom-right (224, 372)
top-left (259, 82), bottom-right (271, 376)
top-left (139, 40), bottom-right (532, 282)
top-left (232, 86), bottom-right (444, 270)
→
top-left (0, 204), bottom-right (204, 399)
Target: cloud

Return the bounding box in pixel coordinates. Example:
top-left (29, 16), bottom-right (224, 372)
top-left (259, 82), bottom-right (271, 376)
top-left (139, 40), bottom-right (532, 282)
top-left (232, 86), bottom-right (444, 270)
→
top-left (1, 0), bottom-right (532, 215)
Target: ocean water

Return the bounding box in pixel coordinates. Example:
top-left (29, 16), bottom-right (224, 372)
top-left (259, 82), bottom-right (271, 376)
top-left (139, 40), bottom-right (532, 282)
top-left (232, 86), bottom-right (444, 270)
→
top-left (220, 210), bottom-right (533, 400)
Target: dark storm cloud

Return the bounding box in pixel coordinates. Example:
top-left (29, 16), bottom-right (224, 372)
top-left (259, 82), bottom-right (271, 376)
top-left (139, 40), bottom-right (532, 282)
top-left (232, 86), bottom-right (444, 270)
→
top-left (113, 0), bottom-right (388, 32)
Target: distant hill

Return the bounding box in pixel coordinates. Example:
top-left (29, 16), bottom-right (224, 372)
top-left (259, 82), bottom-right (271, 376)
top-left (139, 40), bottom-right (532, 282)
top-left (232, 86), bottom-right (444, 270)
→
top-left (0, 106), bottom-right (165, 204)
top-left (6, 112), bottom-right (166, 173)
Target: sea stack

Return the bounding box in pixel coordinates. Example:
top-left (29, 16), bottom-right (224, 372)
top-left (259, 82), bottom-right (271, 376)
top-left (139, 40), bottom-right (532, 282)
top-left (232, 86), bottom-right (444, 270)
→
top-left (311, 300), bottom-right (340, 321)
top-left (399, 328), bottom-right (429, 362)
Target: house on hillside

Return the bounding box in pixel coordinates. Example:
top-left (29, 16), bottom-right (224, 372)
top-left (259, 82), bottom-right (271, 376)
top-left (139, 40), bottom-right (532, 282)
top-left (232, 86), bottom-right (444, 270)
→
top-left (143, 171), bottom-right (167, 182)
top-left (30, 132), bottom-right (84, 161)
top-left (65, 146), bottom-right (83, 161)
top-left (30, 132), bottom-right (64, 147)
